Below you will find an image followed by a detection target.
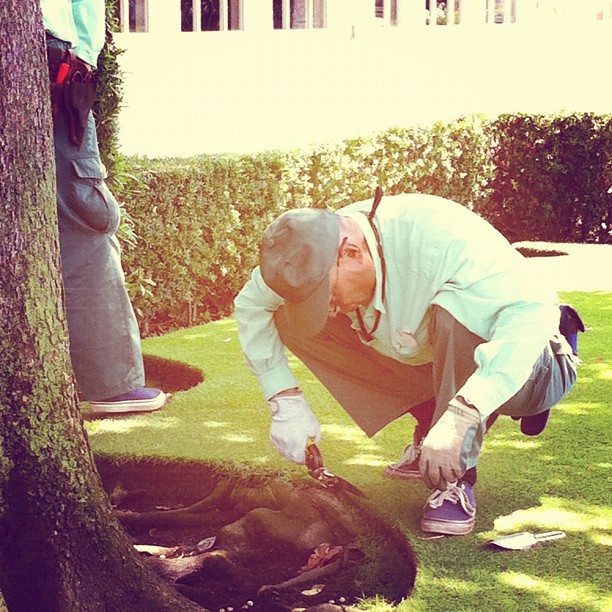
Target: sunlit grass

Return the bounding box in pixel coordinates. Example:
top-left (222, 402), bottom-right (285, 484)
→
top-left (87, 415), bottom-right (181, 434)
top-left (499, 572), bottom-right (611, 610)
top-left (491, 496), bottom-right (611, 533)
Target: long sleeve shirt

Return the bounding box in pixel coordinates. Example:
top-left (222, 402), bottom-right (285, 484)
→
top-left (41, 0), bottom-right (106, 66)
top-left (234, 193), bottom-right (561, 419)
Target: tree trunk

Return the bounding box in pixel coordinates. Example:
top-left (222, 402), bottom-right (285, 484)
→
top-left (0, 3), bottom-right (202, 610)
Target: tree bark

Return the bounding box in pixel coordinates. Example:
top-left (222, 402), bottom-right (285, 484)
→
top-left (0, 2), bottom-right (202, 610)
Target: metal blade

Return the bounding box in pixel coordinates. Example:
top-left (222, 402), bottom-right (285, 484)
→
top-left (332, 474), bottom-right (367, 498)
top-left (305, 441), bottom-right (366, 498)
top-left (489, 530), bottom-right (566, 550)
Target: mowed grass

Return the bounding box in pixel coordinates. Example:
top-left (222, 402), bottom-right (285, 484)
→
top-left (85, 291), bottom-right (612, 611)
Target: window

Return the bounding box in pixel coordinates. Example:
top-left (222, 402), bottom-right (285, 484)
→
top-left (375, 0), bottom-right (398, 25)
top-left (486, 0), bottom-right (517, 24)
top-left (115, 0), bottom-right (148, 32)
top-left (273, 0), bottom-right (326, 29)
top-left (181, 0), bottom-right (243, 32)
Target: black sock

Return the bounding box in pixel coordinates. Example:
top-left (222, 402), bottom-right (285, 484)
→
top-left (462, 466), bottom-right (477, 486)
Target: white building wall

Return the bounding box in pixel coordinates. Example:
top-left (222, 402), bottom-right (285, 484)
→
top-left (114, 1), bottom-right (612, 157)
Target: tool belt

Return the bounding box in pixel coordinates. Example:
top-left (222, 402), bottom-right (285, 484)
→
top-left (47, 47), bottom-right (97, 149)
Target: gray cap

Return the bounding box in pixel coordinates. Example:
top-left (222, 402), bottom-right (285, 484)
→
top-left (261, 208), bottom-right (340, 336)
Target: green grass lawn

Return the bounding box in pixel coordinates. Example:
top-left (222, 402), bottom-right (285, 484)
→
top-left (85, 291), bottom-right (612, 611)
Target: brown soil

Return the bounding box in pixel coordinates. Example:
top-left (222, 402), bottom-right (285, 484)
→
top-left (96, 456), bottom-right (417, 612)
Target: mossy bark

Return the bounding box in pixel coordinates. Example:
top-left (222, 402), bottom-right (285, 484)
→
top-left (0, 3), bottom-right (202, 610)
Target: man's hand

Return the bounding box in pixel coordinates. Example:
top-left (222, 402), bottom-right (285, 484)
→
top-left (268, 392), bottom-right (321, 464)
top-left (419, 399), bottom-right (483, 489)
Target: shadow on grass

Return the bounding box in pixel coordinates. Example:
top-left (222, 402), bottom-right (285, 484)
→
top-left (142, 354), bottom-right (204, 393)
top-left (83, 355), bottom-right (204, 423)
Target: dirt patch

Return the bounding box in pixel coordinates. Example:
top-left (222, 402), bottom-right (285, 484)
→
top-left (515, 246), bottom-right (569, 258)
top-left (96, 456), bottom-right (417, 612)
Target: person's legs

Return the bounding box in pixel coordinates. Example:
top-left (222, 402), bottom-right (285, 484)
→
top-left (419, 306), bottom-right (485, 534)
top-left (421, 306), bottom-right (577, 534)
top-left (54, 102), bottom-right (164, 412)
top-left (502, 332), bottom-right (577, 435)
top-left (278, 305), bottom-right (576, 535)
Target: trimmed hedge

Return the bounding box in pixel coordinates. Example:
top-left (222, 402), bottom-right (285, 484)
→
top-left (94, 0), bottom-right (123, 181)
top-left (117, 153), bottom-right (288, 335)
top-left (478, 113), bottom-right (612, 243)
top-left (114, 113), bottom-right (611, 336)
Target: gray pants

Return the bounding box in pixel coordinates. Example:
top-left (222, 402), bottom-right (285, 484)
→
top-left (276, 305), bottom-right (577, 465)
top-left (53, 79), bottom-right (144, 401)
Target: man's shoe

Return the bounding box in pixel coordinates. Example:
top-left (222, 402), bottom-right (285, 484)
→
top-left (89, 387), bottom-right (167, 414)
top-left (383, 442), bottom-right (423, 480)
top-left (520, 409), bottom-right (551, 436)
top-left (559, 303), bottom-right (584, 356)
top-left (421, 481), bottom-right (476, 535)
top-left (383, 425), bottom-right (426, 480)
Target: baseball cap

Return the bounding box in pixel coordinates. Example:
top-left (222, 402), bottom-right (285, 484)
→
top-left (260, 208), bottom-right (340, 336)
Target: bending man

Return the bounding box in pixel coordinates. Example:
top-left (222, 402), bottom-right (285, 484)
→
top-left (234, 192), bottom-right (578, 535)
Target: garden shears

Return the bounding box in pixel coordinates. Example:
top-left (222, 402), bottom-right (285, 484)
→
top-left (305, 438), bottom-right (366, 498)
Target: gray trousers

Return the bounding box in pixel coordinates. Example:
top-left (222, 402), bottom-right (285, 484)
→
top-left (276, 305), bottom-right (577, 463)
top-left (53, 72), bottom-right (144, 401)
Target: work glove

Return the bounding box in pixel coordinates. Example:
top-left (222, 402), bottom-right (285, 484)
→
top-left (268, 392), bottom-right (321, 464)
top-left (419, 399), bottom-right (484, 490)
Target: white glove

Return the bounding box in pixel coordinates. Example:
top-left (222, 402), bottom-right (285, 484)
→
top-left (268, 392), bottom-right (321, 464)
top-left (419, 399), bottom-right (484, 490)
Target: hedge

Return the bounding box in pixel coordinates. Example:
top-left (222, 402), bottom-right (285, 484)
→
top-left (116, 153), bottom-right (288, 335)
top-left (112, 112), bottom-right (611, 336)
top-left (477, 113), bottom-right (612, 243)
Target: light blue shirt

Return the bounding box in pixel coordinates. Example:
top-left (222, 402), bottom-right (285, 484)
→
top-left (234, 193), bottom-right (561, 419)
top-left (41, 0), bottom-right (106, 66)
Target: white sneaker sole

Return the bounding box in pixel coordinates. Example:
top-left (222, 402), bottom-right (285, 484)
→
top-left (421, 516), bottom-right (475, 536)
top-left (89, 392), bottom-right (167, 414)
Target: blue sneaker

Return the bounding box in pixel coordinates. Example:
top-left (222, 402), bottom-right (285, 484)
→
top-left (421, 481), bottom-right (476, 535)
top-left (89, 388), bottom-right (167, 414)
top-left (559, 303), bottom-right (584, 356)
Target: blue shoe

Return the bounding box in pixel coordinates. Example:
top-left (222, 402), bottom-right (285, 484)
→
top-left (89, 388), bottom-right (167, 414)
top-left (520, 408), bottom-right (551, 436)
top-left (421, 481), bottom-right (476, 535)
top-left (559, 304), bottom-right (584, 356)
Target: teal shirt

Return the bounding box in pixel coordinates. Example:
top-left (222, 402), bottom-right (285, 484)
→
top-left (41, 0), bottom-right (105, 66)
top-left (234, 193), bottom-right (561, 419)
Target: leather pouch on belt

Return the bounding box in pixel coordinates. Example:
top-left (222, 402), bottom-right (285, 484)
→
top-left (64, 74), bottom-right (97, 149)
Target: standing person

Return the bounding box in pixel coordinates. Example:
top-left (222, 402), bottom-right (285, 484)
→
top-left (234, 191), bottom-right (578, 535)
top-left (42, 0), bottom-right (166, 413)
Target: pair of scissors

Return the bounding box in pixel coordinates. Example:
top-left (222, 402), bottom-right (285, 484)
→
top-left (305, 439), bottom-right (366, 498)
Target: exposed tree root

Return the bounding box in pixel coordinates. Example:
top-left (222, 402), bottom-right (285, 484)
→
top-left (115, 479), bottom-right (234, 530)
